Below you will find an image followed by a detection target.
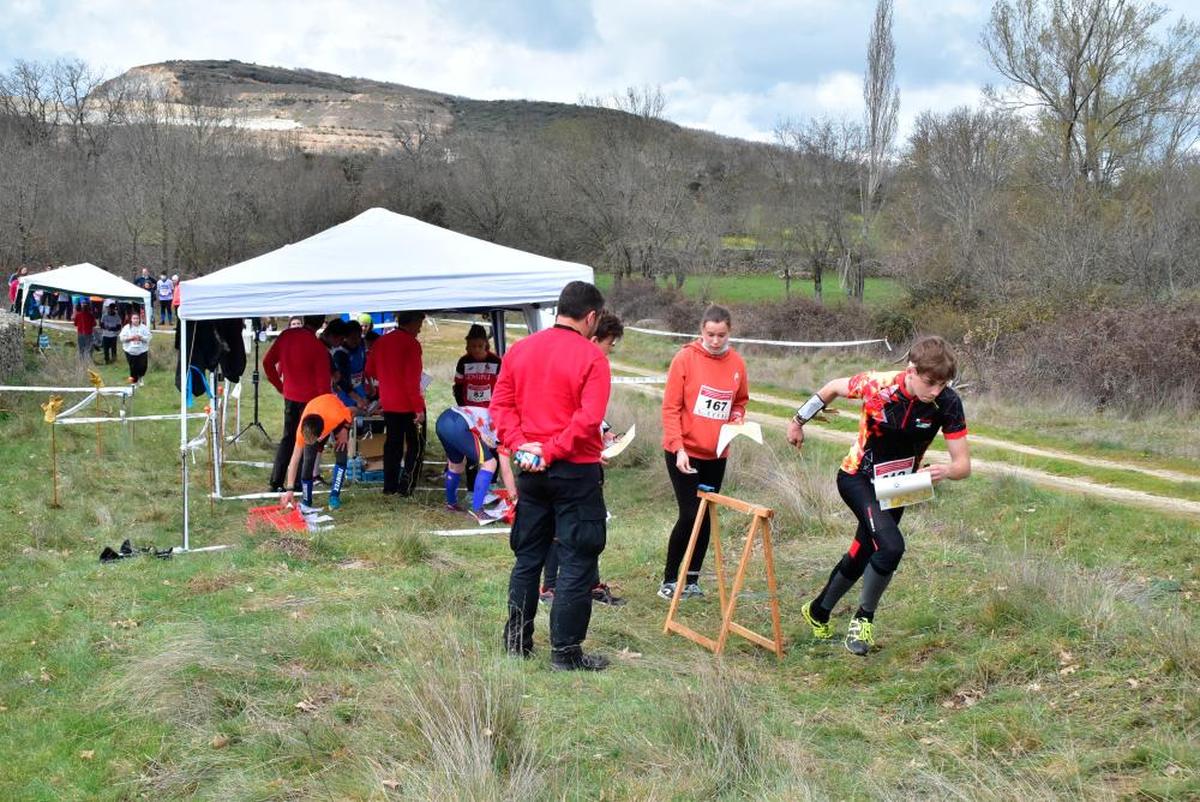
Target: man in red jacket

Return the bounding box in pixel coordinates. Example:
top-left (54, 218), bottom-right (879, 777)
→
top-left (264, 315), bottom-right (332, 491)
top-left (492, 281), bottom-right (612, 671)
top-left (73, 302), bottom-right (97, 361)
top-left (364, 310), bottom-right (426, 495)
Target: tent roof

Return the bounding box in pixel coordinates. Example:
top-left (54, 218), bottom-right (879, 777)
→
top-left (179, 208), bottom-right (593, 320)
top-left (18, 262), bottom-right (151, 306)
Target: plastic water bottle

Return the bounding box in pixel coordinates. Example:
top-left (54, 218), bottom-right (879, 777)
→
top-left (514, 450), bottom-right (542, 471)
top-left (348, 455), bottom-right (364, 483)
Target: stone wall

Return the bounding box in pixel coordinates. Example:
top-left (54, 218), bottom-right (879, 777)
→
top-left (0, 312), bottom-right (24, 382)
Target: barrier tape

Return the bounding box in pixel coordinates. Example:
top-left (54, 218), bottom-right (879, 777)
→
top-left (612, 376), bottom-right (666, 385)
top-left (623, 325), bottom-right (891, 350)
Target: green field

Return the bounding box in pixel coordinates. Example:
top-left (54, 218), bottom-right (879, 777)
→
top-left (1, 325), bottom-right (1197, 800)
top-left (595, 272), bottom-right (907, 308)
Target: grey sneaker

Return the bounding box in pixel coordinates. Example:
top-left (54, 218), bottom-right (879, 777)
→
top-left (657, 581), bottom-right (678, 600)
top-left (845, 617), bottom-right (875, 656)
top-left (683, 583), bottom-right (704, 599)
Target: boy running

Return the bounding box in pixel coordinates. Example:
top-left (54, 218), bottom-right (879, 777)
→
top-left (788, 335), bottom-right (971, 655)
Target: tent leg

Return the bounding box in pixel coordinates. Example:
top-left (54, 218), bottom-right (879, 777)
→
top-left (180, 320), bottom-right (190, 553)
top-left (491, 310), bottom-right (506, 356)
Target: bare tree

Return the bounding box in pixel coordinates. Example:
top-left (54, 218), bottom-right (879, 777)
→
top-left (854, 0), bottom-right (900, 300)
top-left (773, 119), bottom-right (862, 303)
top-left (905, 107), bottom-right (1023, 296)
top-left (0, 60), bottom-right (61, 145)
top-left (578, 84), bottom-right (667, 120)
top-left (983, 0), bottom-right (1200, 186)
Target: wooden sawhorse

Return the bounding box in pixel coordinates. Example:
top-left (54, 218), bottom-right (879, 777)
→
top-left (663, 490), bottom-right (784, 659)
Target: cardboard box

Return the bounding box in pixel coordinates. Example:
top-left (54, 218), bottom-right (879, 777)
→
top-left (357, 435), bottom-right (385, 459)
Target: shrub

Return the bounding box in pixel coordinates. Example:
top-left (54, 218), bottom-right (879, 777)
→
top-left (992, 300), bottom-right (1200, 414)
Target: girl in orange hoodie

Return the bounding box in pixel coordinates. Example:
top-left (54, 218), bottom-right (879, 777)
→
top-left (658, 305), bottom-right (750, 600)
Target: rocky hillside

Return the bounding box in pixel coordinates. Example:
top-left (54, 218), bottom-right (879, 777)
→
top-left (110, 59), bottom-right (727, 155)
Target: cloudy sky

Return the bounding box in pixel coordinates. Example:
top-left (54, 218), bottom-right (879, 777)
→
top-left (3, 0), bottom-right (1199, 142)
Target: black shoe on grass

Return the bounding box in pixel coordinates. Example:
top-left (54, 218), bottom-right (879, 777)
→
top-left (550, 650), bottom-right (610, 672)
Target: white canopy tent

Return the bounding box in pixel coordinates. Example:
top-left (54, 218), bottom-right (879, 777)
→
top-left (175, 207), bottom-right (594, 551)
top-left (18, 262), bottom-right (152, 318)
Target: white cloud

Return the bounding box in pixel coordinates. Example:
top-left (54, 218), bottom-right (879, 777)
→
top-left (0, 0), bottom-right (1034, 141)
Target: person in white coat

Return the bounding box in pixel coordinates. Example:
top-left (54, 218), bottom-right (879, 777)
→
top-left (119, 311), bottom-right (152, 386)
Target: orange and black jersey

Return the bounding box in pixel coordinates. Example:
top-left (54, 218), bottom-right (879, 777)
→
top-left (840, 370), bottom-right (968, 476)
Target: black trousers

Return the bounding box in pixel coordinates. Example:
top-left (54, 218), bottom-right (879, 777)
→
top-left (102, 335), bottom-right (118, 363)
top-left (383, 411), bottom-right (419, 493)
top-left (662, 450), bottom-right (727, 584)
top-left (269, 399), bottom-right (307, 490)
top-left (834, 470), bottom-right (906, 578)
top-left (504, 461), bottom-right (606, 655)
top-left (125, 351), bottom-right (148, 381)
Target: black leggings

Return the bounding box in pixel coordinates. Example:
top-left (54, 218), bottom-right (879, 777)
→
top-left (125, 351), bottom-right (148, 381)
top-left (833, 470), bottom-right (906, 580)
top-left (662, 450), bottom-right (727, 584)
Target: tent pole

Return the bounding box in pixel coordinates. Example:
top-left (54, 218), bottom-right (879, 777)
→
top-left (180, 319), bottom-right (190, 552)
top-left (491, 310), bottom-right (507, 356)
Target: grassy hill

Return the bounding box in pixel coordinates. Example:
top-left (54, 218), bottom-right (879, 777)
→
top-left (0, 323), bottom-right (1196, 800)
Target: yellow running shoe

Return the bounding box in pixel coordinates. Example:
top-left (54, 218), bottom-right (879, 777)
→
top-left (845, 617), bottom-right (875, 656)
top-left (801, 601), bottom-right (835, 640)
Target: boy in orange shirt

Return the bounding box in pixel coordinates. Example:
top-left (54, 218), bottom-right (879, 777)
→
top-left (281, 393), bottom-right (353, 510)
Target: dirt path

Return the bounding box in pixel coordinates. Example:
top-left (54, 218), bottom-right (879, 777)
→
top-left (613, 373), bottom-right (1200, 519)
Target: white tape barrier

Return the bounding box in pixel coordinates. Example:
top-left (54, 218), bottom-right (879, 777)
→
top-left (428, 527), bottom-right (511, 537)
top-left (612, 376), bottom-right (666, 385)
top-left (224, 460), bottom-right (274, 468)
top-left (622, 325), bottom-right (891, 350)
top-left (437, 317), bottom-right (889, 350)
top-left (216, 490), bottom-right (328, 501)
top-left (55, 412), bottom-right (207, 426)
top-left (0, 384), bottom-right (133, 396)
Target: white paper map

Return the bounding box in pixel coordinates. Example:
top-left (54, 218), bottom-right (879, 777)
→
top-left (602, 424), bottom-right (636, 460)
top-left (716, 421), bottom-right (763, 455)
top-left (875, 471), bottom-right (934, 510)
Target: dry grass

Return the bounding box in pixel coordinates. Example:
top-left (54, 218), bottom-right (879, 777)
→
top-left (357, 626), bottom-right (542, 801)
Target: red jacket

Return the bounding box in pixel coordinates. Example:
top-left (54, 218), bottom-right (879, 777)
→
top-left (661, 341), bottom-right (749, 460)
top-left (262, 327), bottom-right (331, 403)
top-left (491, 325), bottom-right (611, 466)
top-left (73, 308), bottom-right (96, 336)
top-left (364, 328), bottom-right (424, 414)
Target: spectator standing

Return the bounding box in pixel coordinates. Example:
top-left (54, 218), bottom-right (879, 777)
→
top-left (133, 268), bottom-right (156, 326)
top-left (492, 281), bottom-right (612, 671)
top-left (156, 273), bottom-right (174, 326)
top-left (332, 320), bottom-right (369, 411)
top-left (453, 324), bottom-right (502, 408)
top-left (364, 311), bottom-right (426, 495)
top-left (99, 302), bottom-right (122, 364)
top-left (73, 302), bottom-right (96, 361)
top-left (119, 311), bottom-right (151, 385)
top-left (264, 315), bottom-right (332, 492)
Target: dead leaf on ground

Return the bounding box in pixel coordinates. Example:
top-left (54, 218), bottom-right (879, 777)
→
top-left (294, 699), bottom-right (318, 713)
top-left (382, 779), bottom-right (400, 790)
top-left (1126, 678), bottom-right (1140, 689)
top-left (941, 688), bottom-right (984, 709)
top-left (79, 750), bottom-right (95, 760)
top-left (1059, 664), bottom-right (1079, 676)
top-left (109, 619), bottom-right (139, 629)
top-left (211, 734), bottom-right (230, 749)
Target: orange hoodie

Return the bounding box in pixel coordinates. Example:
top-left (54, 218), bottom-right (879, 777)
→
top-left (661, 340), bottom-right (749, 460)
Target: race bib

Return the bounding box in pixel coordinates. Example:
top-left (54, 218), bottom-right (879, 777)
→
top-left (466, 385), bottom-right (491, 403)
top-left (693, 385), bottom-right (734, 421)
top-left (873, 457), bottom-right (915, 482)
